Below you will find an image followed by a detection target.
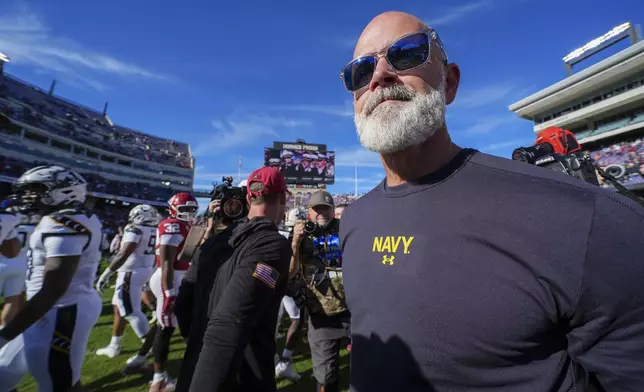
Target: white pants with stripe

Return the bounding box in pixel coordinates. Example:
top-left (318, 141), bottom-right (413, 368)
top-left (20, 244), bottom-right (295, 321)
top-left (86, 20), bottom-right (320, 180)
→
top-left (0, 334), bottom-right (27, 392)
top-left (23, 292), bottom-right (101, 392)
top-left (111, 268), bottom-right (153, 338)
top-left (149, 267), bottom-right (186, 328)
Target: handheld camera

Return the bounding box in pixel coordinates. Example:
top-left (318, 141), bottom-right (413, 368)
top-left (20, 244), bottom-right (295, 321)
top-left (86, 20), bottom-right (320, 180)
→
top-left (304, 221), bottom-right (317, 234)
top-left (208, 177), bottom-right (248, 220)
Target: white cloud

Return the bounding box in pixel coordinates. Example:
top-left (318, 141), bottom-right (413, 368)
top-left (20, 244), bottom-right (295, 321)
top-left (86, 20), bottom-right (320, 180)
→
top-left (193, 114), bottom-right (311, 156)
top-left (0, 6), bottom-right (171, 91)
top-left (426, 0), bottom-right (494, 27)
top-left (264, 101), bottom-right (354, 118)
top-left (333, 146), bottom-right (383, 168)
top-left (453, 83), bottom-right (515, 108)
top-left (461, 115), bottom-right (518, 135)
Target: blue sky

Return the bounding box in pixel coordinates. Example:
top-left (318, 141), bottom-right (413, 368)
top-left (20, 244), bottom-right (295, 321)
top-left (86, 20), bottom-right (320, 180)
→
top-left (0, 0), bottom-right (641, 195)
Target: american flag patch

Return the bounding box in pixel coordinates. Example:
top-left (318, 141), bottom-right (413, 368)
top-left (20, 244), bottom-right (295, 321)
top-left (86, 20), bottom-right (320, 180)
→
top-left (253, 262), bottom-right (279, 289)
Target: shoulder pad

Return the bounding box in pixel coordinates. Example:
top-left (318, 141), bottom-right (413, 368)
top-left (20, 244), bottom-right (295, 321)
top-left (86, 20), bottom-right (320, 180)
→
top-left (125, 225), bottom-right (143, 235)
top-left (56, 208), bottom-right (81, 215)
top-left (47, 214), bottom-right (90, 234)
top-left (56, 207), bottom-right (93, 218)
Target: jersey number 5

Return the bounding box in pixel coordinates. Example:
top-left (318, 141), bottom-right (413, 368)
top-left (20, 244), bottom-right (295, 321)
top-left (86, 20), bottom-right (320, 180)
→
top-left (164, 223), bottom-right (180, 234)
top-left (144, 235), bottom-right (156, 255)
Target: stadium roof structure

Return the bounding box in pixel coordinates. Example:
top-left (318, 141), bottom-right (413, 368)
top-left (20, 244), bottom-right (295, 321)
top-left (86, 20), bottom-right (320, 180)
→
top-left (510, 23), bottom-right (643, 125)
top-left (509, 41), bottom-right (644, 122)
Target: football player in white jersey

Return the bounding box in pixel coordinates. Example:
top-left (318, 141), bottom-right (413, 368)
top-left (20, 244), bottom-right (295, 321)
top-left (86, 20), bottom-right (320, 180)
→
top-left (0, 165), bottom-right (103, 392)
top-left (95, 204), bottom-right (160, 358)
top-left (0, 203), bottom-right (23, 327)
top-left (1, 204), bottom-right (40, 326)
top-left (0, 203), bottom-right (26, 392)
top-left (125, 192), bottom-right (197, 392)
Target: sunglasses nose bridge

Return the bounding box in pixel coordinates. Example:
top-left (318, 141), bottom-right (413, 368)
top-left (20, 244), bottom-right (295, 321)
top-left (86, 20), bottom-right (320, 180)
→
top-left (369, 53), bottom-right (400, 90)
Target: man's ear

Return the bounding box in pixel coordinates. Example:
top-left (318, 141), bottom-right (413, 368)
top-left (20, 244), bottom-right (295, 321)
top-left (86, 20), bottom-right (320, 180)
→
top-left (444, 63), bottom-right (460, 105)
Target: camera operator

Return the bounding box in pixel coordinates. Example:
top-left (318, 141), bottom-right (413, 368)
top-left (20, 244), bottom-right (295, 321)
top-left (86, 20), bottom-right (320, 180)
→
top-left (291, 191), bottom-right (348, 392)
top-left (189, 167), bottom-right (292, 392)
top-left (175, 198), bottom-right (240, 392)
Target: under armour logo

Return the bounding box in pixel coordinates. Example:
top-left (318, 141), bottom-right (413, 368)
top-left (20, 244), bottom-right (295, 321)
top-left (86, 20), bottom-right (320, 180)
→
top-left (381, 254), bottom-right (395, 266)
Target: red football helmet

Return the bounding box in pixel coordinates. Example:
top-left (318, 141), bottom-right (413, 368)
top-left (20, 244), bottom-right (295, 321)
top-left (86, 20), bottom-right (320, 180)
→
top-left (168, 192), bottom-right (199, 222)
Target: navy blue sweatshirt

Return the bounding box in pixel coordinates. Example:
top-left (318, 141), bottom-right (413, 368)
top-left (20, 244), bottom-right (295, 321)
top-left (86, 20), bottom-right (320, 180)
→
top-left (340, 149), bottom-right (644, 392)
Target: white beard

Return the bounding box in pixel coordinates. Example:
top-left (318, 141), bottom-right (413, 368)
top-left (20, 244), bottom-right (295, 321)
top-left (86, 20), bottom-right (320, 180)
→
top-left (354, 80), bottom-right (446, 155)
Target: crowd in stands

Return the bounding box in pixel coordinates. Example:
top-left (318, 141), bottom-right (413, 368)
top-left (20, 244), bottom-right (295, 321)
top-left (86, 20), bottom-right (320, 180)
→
top-left (0, 155), bottom-right (177, 201)
top-left (590, 137), bottom-right (644, 188)
top-left (0, 74), bottom-right (192, 171)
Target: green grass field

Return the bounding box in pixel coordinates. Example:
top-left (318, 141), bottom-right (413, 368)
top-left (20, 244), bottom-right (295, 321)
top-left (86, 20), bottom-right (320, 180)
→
top-left (11, 284), bottom-right (350, 391)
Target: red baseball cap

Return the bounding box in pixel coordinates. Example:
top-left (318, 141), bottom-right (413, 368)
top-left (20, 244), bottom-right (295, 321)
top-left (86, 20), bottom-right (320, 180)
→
top-left (247, 167), bottom-right (290, 198)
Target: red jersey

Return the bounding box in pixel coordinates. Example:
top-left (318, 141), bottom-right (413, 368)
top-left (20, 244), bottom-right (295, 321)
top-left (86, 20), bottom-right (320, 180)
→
top-left (155, 217), bottom-right (191, 271)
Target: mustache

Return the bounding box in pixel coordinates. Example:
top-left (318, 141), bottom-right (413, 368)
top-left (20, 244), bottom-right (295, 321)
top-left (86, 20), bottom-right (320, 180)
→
top-left (362, 85), bottom-right (416, 116)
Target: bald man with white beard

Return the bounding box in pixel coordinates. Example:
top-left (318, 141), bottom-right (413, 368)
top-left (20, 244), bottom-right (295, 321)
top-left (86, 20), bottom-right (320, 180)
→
top-left (339, 11), bottom-right (644, 392)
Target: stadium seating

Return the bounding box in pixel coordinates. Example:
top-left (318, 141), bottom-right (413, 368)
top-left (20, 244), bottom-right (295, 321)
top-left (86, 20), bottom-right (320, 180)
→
top-left (592, 117), bottom-right (631, 136)
top-left (630, 111), bottom-right (644, 125)
top-left (0, 75), bottom-right (192, 171)
top-left (589, 137), bottom-right (644, 189)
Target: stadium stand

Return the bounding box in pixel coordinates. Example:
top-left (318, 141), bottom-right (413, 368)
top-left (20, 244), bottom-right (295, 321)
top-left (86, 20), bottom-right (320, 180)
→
top-left (0, 75), bottom-right (192, 171)
top-left (590, 136), bottom-right (644, 189)
top-left (0, 72), bottom-right (190, 236)
top-left (0, 73), bottom-right (193, 204)
top-left (534, 72), bottom-right (644, 125)
top-left (573, 106), bottom-right (644, 139)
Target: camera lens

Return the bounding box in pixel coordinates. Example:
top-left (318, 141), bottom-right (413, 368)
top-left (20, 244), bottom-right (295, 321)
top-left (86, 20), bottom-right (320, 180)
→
top-left (223, 199), bottom-right (244, 218)
top-left (304, 221), bottom-right (316, 233)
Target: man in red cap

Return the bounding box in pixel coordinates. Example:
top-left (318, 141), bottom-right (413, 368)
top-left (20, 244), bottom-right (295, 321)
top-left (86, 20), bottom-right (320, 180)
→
top-left (188, 167), bottom-right (292, 392)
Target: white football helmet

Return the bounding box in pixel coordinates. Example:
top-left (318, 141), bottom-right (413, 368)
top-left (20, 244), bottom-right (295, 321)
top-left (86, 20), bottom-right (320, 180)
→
top-left (285, 207), bottom-right (306, 227)
top-left (129, 204), bottom-right (160, 226)
top-left (14, 166), bottom-right (87, 208)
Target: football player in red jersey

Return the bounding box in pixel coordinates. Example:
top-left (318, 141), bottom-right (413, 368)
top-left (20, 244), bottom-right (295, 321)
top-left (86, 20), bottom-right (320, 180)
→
top-left (124, 192), bottom-right (198, 392)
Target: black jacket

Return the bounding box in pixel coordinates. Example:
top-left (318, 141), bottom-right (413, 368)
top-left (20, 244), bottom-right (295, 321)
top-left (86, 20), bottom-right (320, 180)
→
top-left (176, 223), bottom-right (237, 392)
top-left (188, 216), bottom-right (292, 392)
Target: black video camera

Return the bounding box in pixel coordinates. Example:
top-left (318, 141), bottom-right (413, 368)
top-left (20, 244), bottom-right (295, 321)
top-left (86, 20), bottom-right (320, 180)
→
top-left (512, 127), bottom-right (600, 186)
top-left (208, 177), bottom-right (248, 220)
top-left (513, 144), bottom-right (600, 186)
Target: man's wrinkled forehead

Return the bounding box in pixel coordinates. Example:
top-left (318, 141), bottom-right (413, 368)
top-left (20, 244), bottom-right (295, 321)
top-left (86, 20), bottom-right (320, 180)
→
top-left (354, 13), bottom-right (428, 58)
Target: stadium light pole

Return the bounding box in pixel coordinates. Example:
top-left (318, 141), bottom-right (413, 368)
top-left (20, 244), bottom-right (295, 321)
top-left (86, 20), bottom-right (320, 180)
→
top-left (354, 161), bottom-right (358, 196)
top-left (238, 156), bottom-right (242, 183)
top-left (0, 52), bottom-right (10, 76)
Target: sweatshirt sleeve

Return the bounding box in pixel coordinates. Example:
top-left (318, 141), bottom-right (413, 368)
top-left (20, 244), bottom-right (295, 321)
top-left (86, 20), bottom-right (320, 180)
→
top-left (175, 245), bottom-right (200, 338)
top-left (189, 233), bottom-right (291, 392)
top-left (567, 194), bottom-right (644, 390)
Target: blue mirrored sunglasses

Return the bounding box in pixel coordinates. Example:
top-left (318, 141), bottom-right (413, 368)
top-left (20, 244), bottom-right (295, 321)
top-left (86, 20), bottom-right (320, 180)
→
top-left (340, 29), bottom-right (447, 93)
